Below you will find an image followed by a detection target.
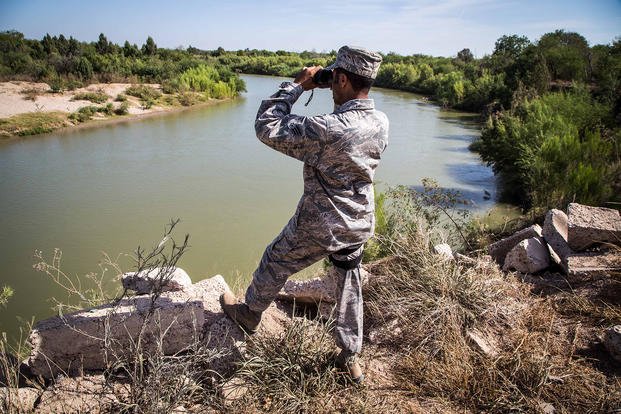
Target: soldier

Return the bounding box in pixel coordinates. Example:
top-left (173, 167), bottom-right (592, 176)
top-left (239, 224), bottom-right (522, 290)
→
top-left (220, 46), bottom-right (389, 383)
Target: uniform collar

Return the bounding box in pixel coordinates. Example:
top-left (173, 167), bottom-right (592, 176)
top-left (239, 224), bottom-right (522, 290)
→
top-left (333, 99), bottom-right (374, 113)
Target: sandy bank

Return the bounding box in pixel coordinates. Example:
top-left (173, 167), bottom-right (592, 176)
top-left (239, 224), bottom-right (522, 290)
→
top-left (0, 81), bottom-right (232, 138)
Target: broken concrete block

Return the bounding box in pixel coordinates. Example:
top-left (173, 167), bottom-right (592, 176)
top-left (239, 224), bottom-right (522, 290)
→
top-left (192, 275), bottom-right (290, 377)
top-left (0, 387), bottom-right (41, 413)
top-left (567, 203), bottom-right (621, 251)
top-left (566, 250), bottom-right (621, 280)
top-left (27, 291), bottom-right (204, 379)
top-left (489, 224), bottom-right (542, 266)
top-left (277, 274), bottom-right (337, 304)
top-left (503, 237), bottom-right (551, 274)
top-left (604, 325), bottom-right (621, 363)
top-left (542, 209), bottom-right (573, 272)
top-left (277, 267), bottom-right (370, 305)
top-left (433, 243), bottom-right (454, 260)
top-left (122, 267), bottom-right (193, 294)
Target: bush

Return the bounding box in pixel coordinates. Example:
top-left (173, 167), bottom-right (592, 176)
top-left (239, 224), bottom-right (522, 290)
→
top-left (47, 76), bottom-right (64, 93)
top-left (175, 64), bottom-right (244, 98)
top-left (125, 84), bottom-right (162, 101)
top-left (71, 90), bottom-right (109, 104)
top-left (176, 92), bottom-right (198, 106)
top-left (114, 101), bottom-right (129, 115)
top-left (115, 93), bottom-right (127, 102)
top-left (69, 104), bottom-right (115, 123)
top-left (471, 90), bottom-right (619, 209)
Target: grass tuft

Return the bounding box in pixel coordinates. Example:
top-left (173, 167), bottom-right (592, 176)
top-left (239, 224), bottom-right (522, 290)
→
top-left (71, 90), bottom-right (109, 104)
top-left (0, 111), bottom-right (67, 137)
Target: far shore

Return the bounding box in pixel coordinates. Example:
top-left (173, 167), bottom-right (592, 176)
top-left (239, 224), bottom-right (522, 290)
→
top-left (0, 81), bottom-right (236, 139)
top-left (50, 97), bottom-right (234, 137)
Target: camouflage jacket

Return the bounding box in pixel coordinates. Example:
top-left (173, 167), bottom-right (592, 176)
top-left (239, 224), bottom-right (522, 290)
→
top-left (255, 81), bottom-right (389, 250)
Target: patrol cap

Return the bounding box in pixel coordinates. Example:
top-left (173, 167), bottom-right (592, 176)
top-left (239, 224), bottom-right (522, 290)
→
top-left (326, 46), bottom-right (383, 79)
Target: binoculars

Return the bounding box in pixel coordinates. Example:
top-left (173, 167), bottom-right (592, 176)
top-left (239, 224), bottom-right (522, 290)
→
top-left (312, 69), bottom-right (333, 87)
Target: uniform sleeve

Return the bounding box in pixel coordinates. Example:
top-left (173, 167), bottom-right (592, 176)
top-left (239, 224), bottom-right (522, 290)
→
top-left (255, 81), bottom-right (328, 164)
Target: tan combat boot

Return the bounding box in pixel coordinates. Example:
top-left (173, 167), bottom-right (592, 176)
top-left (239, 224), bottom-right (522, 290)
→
top-left (219, 291), bottom-right (262, 334)
top-left (336, 350), bottom-right (364, 384)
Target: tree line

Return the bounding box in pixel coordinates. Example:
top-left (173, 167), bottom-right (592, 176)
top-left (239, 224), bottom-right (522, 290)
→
top-left (0, 31), bottom-right (245, 98)
top-left (0, 30), bottom-right (619, 210)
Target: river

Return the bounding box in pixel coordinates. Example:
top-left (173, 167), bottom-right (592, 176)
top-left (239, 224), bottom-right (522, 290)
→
top-left (0, 74), bottom-right (495, 339)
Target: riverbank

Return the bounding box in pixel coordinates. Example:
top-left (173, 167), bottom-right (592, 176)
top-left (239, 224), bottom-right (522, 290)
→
top-left (0, 81), bottom-right (234, 139)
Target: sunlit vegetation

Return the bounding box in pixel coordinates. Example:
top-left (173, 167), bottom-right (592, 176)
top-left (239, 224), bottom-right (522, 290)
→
top-left (0, 111), bottom-right (67, 137)
top-left (0, 29), bottom-right (619, 209)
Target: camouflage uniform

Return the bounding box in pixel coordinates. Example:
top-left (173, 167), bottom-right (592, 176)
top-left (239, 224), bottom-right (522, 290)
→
top-left (245, 47), bottom-right (388, 354)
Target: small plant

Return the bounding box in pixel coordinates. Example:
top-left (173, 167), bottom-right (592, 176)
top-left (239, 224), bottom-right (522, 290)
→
top-left (0, 286), bottom-right (13, 308)
top-left (20, 88), bottom-right (41, 101)
top-left (177, 92), bottom-right (198, 106)
top-left (114, 101), bottom-right (129, 115)
top-left (115, 93), bottom-right (127, 102)
top-left (68, 106), bottom-right (97, 123)
top-left (47, 77), bottom-right (64, 93)
top-left (234, 317), bottom-right (345, 412)
top-left (71, 91), bottom-right (109, 104)
top-left (125, 85), bottom-right (162, 101)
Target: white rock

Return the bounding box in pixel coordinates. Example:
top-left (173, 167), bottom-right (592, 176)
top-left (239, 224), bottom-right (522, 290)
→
top-left (502, 237), bottom-right (551, 274)
top-left (220, 376), bottom-right (248, 405)
top-left (433, 243), bottom-right (454, 260)
top-left (603, 325), bottom-right (621, 363)
top-left (466, 330), bottom-right (498, 358)
top-left (489, 224), bottom-right (543, 266)
top-left (122, 267), bottom-right (193, 294)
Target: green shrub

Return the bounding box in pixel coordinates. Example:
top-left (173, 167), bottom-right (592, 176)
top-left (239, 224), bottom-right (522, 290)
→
top-left (101, 102), bottom-right (113, 115)
top-left (47, 77), bottom-right (64, 93)
top-left (0, 286), bottom-right (14, 308)
top-left (176, 92), bottom-right (198, 106)
top-left (114, 101), bottom-right (129, 115)
top-left (115, 93), bottom-right (127, 102)
top-left (72, 91), bottom-right (109, 104)
top-left (175, 64), bottom-right (244, 98)
top-left (471, 90), bottom-right (619, 209)
top-left (125, 84), bottom-right (162, 101)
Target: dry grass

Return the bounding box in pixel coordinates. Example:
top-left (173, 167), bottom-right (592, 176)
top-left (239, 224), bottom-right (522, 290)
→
top-left (364, 220), bottom-right (621, 413)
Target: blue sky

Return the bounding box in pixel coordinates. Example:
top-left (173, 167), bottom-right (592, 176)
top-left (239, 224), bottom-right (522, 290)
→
top-left (1, 0), bottom-right (619, 57)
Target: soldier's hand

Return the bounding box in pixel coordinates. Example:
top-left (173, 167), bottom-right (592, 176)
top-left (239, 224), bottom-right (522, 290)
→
top-left (294, 66), bottom-right (322, 91)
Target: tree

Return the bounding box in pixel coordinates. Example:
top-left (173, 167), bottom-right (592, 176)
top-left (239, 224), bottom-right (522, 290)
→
top-left (123, 40), bottom-right (140, 57)
top-left (490, 34), bottom-right (531, 73)
top-left (537, 30), bottom-right (590, 81)
top-left (457, 48), bottom-right (474, 63)
top-left (75, 56), bottom-right (93, 80)
top-left (96, 33), bottom-right (111, 54)
top-left (142, 36), bottom-right (157, 56)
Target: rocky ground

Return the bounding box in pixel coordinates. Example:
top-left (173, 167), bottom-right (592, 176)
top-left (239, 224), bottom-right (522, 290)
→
top-left (1, 202), bottom-right (619, 413)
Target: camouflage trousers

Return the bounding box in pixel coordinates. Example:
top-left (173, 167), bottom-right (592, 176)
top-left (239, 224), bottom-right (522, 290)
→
top-left (245, 218), bottom-right (365, 354)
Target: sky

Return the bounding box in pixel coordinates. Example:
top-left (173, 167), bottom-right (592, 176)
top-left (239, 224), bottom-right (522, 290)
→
top-left (1, 0), bottom-right (619, 57)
